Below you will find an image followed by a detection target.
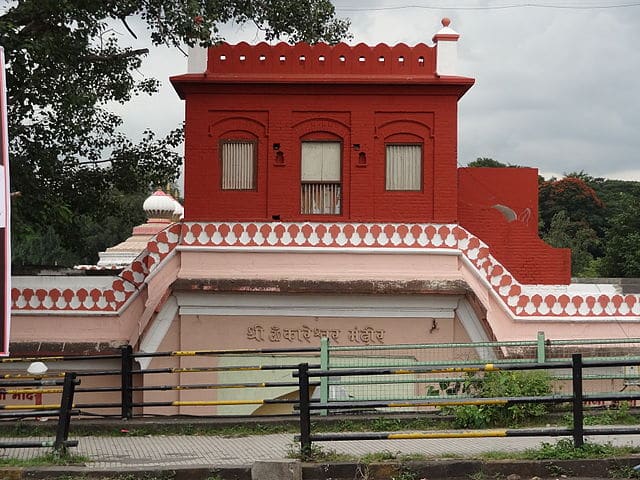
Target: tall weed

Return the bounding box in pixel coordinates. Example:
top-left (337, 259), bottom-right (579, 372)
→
top-left (443, 370), bottom-right (552, 428)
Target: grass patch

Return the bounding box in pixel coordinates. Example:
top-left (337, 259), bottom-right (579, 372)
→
top-left (16, 408), bottom-right (640, 439)
top-left (286, 443), bottom-right (356, 462)
top-left (390, 469), bottom-right (421, 480)
top-left (0, 414), bottom-right (449, 438)
top-left (572, 402), bottom-right (640, 426)
top-left (0, 452), bottom-right (87, 467)
top-left (116, 422), bottom-right (295, 437)
top-left (609, 464), bottom-right (640, 478)
top-left (359, 451), bottom-right (430, 463)
top-left (312, 416), bottom-right (445, 434)
top-left (474, 438), bottom-right (640, 461)
top-left (360, 450), bottom-right (401, 463)
top-left (0, 420), bottom-right (298, 438)
top-left (524, 439), bottom-right (640, 460)
top-left (33, 474), bottom-right (181, 480)
top-left (0, 421), bottom-right (56, 437)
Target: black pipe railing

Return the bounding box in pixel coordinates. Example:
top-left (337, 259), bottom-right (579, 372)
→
top-left (294, 353), bottom-right (640, 456)
top-left (0, 372), bottom-right (79, 452)
top-left (0, 345), bottom-right (321, 419)
top-left (4, 345), bottom-right (640, 427)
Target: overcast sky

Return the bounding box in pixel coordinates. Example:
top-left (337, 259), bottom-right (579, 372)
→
top-left (113, 0), bottom-right (640, 183)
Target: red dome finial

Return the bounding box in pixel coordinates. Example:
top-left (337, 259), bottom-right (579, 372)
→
top-left (442, 17), bottom-right (451, 27)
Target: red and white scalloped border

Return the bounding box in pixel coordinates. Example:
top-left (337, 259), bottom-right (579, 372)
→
top-left (11, 224), bottom-right (182, 313)
top-left (11, 221), bottom-right (640, 319)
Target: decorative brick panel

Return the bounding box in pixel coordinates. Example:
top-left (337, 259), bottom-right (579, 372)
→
top-left (11, 221), bottom-right (640, 319)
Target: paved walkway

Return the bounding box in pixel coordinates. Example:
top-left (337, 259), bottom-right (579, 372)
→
top-left (2, 431), bottom-right (640, 469)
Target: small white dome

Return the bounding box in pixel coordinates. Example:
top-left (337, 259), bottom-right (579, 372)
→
top-left (173, 199), bottom-right (184, 220)
top-left (143, 190), bottom-right (178, 220)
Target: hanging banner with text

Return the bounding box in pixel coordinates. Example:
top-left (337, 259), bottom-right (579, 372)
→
top-left (0, 47), bottom-right (11, 355)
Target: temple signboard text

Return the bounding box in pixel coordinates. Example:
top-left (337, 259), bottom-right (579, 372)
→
top-left (246, 324), bottom-right (385, 345)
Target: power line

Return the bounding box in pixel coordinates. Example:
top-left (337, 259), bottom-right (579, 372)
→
top-left (334, 2), bottom-right (640, 12)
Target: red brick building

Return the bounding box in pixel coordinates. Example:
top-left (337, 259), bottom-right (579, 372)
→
top-left (171, 19), bottom-right (570, 285)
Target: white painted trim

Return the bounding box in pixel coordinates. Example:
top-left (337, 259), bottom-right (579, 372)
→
top-left (458, 255), bottom-right (640, 323)
top-left (10, 310), bottom-right (120, 317)
top-left (513, 317), bottom-right (640, 323)
top-left (459, 254), bottom-right (511, 314)
top-left (176, 292), bottom-right (460, 318)
top-left (187, 45), bottom-right (208, 73)
top-left (436, 40), bottom-right (458, 76)
top-left (11, 250), bottom-right (177, 317)
top-left (455, 298), bottom-right (496, 360)
top-left (138, 295), bottom-right (178, 369)
top-left (456, 298), bottom-right (491, 343)
top-left (179, 306), bottom-right (456, 317)
top-left (114, 249), bottom-right (178, 315)
top-left (176, 246), bottom-right (460, 255)
top-left (143, 249), bottom-right (178, 285)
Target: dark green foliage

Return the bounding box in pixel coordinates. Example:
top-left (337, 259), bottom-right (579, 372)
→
top-left (445, 370), bottom-right (552, 428)
top-left (581, 401), bottom-right (636, 426)
top-left (526, 438), bottom-right (620, 460)
top-left (539, 172), bottom-right (640, 278)
top-left (1, 1), bottom-right (350, 268)
top-left (542, 210), bottom-right (600, 277)
top-left (467, 157), bottom-right (509, 168)
top-left (539, 176), bottom-right (606, 241)
top-left (466, 156), bottom-right (530, 168)
top-left (599, 193), bottom-right (640, 277)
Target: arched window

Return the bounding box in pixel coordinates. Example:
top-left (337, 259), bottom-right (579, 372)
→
top-left (220, 139), bottom-right (257, 190)
top-left (383, 132), bottom-right (424, 191)
top-left (300, 140), bottom-right (341, 214)
top-left (386, 143), bottom-right (422, 191)
top-left (216, 128), bottom-right (259, 191)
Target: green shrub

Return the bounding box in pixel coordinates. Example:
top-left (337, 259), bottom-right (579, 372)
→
top-left (582, 401), bottom-right (636, 426)
top-left (444, 370), bottom-right (552, 428)
top-left (526, 438), bottom-right (618, 460)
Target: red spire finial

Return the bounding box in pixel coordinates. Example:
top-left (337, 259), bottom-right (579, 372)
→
top-left (442, 17), bottom-right (451, 27)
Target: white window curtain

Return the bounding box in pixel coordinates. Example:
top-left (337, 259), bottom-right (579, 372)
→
top-left (301, 142), bottom-right (341, 214)
top-left (386, 144), bottom-right (422, 191)
top-left (221, 141), bottom-right (255, 190)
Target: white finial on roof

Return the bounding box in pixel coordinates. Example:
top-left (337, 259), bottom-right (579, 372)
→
top-left (433, 18), bottom-right (460, 77)
top-left (188, 45), bottom-right (208, 73)
top-left (143, 189), bottom-right (178, 220)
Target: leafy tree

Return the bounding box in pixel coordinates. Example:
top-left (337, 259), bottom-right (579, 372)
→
top-left (562, 170), bottom-right (595, 183)
top-left (600, 193), bottom-right (640, 277)
top-left (543, 210), bottom-right (600, 277)
top-left (467, 157), bottom-right (509, 168)
top-left (1, 1), bottom-right (350, 268)
top-left (585, 177), bottom-right (640, 223)
top-left (543, 173), bottom-right (640, 277)
top-left (538, 176), bottom-right (606, 241)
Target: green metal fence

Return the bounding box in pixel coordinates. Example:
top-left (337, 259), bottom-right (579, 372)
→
top-left (321, 333), bottom-right (640, 405)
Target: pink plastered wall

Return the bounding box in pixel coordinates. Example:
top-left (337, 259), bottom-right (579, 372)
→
top-left (178, 250), bottom-right (461, 281)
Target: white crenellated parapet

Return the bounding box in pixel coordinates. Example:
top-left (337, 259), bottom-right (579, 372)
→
top-left (432, 17), bottom-right (460, 76)
top-left (187, 45), bottom-right (208, 73)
